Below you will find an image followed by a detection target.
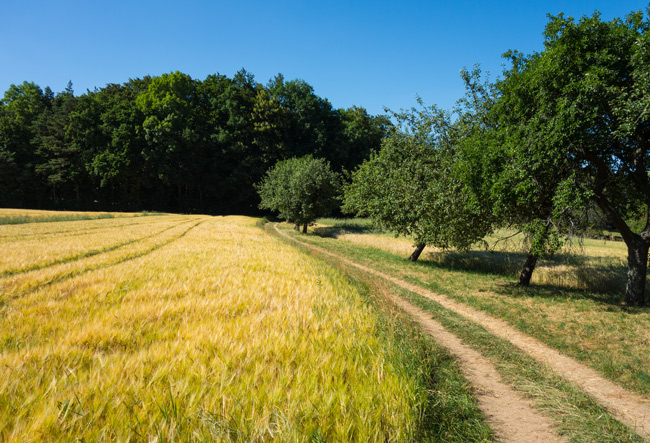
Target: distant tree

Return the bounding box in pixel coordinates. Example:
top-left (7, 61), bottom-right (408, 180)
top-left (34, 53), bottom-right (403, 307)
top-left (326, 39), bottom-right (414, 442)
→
top-left (338, 106), bottom-right (392, 171)
top-left (0, 81), bottom-right (50, 206)
top-left (257, 155), bottom-right (341, 233)
top-left (267, 75), bottom-right (345, 167)
top-left (0, 70), bottom-right (387, 214)
top-left (33, 83), bottom-right (82, 205)
top-left (489, 10), bottom-right (650, 304)
top-left (136, 71), bottom-right (199, 211)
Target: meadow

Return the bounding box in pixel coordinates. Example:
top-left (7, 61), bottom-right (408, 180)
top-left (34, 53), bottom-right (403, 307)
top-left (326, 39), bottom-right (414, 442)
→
top-left (0, 210), bottom-right (491, 441)
top-left (309, 219), bottom-right (650, 392)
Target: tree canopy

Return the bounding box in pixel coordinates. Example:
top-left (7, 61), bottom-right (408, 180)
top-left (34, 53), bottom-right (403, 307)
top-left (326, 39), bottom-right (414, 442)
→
top-left (489, 9), bottom-right (650, 304)
top-left (0, 70), bottom-right (388, 214)
top-left (343, 100), bottom-right (493, 261)
top-left (343, 7), bottom-right (649, 303)
top-left (257, 155), bottom-right (341, 233)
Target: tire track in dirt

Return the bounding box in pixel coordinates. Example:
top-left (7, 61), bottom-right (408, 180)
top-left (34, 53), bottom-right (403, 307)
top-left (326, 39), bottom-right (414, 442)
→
top-left (272, 224), bottom-right (650, 440)
top-left (389, 291), bottom-right (565, 442)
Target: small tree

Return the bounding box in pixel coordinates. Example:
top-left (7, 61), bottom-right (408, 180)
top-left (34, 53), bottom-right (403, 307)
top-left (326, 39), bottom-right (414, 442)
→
top-left (257, 155), bottom-right (341, 233)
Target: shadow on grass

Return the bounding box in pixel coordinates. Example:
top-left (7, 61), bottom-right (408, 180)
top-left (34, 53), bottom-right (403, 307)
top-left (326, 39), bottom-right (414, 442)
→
top-left (415, 249), bottom-right (647, 310)
top-left (492, 282), bottom-right (650, 313)
top-left (307, 222), bottom-right (648, 309)
top-left (312, 224), bottom-right (377, 238)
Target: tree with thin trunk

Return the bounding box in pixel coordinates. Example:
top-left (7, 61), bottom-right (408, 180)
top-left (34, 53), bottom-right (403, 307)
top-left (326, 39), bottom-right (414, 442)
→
top-left (343, 101), bottom-right (493, 261)
top-left (256, 155), bottom-right (341, 232)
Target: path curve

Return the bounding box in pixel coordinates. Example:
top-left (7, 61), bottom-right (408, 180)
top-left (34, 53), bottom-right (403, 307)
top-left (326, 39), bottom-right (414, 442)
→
top-left (272, 224), bottom-right (650, 440)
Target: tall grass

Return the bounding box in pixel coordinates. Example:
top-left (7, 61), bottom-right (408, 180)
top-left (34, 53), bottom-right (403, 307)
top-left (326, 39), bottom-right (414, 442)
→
top-left (0, 215), bottom-right (427, 441)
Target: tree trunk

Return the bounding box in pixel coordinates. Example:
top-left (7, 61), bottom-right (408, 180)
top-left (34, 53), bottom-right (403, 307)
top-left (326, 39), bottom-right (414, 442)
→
top-left (409, 244), bottom-right (426, 262)
top-left (592, 194), bottom-right (649, 306)
top-left (625, 236), bottom-right (649, 306)
top-left (302, 224), bottom-right (308, 234)
top-left (519, 253), bottom-right (538, 286)
top-left (294, 224), bottom-right (300, 231)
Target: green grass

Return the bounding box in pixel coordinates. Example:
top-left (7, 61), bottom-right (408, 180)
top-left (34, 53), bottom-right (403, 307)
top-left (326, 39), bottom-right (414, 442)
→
top-left (396, 284), bottom-right (642, 442)
top-left (304, 227), bottom-right (650, 395)
top-left (274, 221), bottom-right (649, 441)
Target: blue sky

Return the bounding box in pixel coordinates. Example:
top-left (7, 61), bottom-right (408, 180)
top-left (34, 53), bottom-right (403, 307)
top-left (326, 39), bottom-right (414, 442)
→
top-left (1, 0), bottom-right (648, 115)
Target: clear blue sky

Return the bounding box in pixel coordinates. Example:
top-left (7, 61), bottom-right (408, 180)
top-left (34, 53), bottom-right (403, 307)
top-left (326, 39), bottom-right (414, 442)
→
top-left (1, 0), bottom-right (648, 115)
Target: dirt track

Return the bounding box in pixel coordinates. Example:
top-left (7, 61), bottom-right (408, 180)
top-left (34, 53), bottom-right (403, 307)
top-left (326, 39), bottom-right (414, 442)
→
top-left (272, 224), bottom-right (650, 441)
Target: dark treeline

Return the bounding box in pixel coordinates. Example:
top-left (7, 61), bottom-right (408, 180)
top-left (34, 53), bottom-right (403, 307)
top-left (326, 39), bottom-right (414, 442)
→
top-left (0, 70), bottom-right (390, 214)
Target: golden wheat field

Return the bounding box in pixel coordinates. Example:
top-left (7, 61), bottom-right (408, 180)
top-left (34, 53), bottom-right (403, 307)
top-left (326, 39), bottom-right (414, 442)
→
top-left (0, 211), bottom-right (423, 441)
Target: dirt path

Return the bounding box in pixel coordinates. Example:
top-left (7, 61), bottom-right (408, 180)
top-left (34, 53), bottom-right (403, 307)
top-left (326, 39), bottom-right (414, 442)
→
top-left (389, 291), bottom-right (565, 442)
top-left (272, 224), bottom-right (650, 440)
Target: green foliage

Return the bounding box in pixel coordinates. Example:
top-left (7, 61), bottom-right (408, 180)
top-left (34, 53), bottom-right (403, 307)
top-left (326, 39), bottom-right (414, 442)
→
top-left (493, 10), bottom-right (649, 234)
top-left (490, 8), bottom-right (650, 301)
top-left (0, 71), bottom-right (384, 214)
top-left (0, 82), bottom-right (50, 206)
top-left (343, 101), bottom-right (493, 252)
top-left (257, 156), bottom-right (341, 229)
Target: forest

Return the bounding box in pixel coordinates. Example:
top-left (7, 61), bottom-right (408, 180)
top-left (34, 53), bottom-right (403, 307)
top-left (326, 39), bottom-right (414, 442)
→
top-left (0, 70), bottom-right (389, 214)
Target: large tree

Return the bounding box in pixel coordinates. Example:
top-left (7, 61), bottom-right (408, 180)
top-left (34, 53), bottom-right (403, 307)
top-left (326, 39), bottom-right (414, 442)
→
top-left (0, 82), bottom-right (50, 207)
top-left (492, 9), bottom-right (650, 304)
top-left (343, 101), bottom-right (493, 261)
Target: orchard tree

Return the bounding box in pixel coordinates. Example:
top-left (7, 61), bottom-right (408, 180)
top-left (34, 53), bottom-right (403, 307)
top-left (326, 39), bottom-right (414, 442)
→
top-left (492, 9), bottom-right (650, 304)
top-left (257, 155), bottom-right (341, 233)
top-left (461, 66), bottom-right (590, 287)
top-left (343, 102), bottom-right (493, 261)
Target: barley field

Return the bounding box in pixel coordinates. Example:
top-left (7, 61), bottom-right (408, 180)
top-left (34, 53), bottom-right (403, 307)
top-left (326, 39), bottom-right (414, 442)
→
top-left (0, 212), bottom-right (426, 441)
top-left (0, 208), bottom-right (144, 225)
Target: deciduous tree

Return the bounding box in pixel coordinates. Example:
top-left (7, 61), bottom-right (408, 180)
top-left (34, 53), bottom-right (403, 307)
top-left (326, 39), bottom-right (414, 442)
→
top-left (491, 9), bottom-right (650, 303)
top-left (257, 155), bottom-right (341, 233)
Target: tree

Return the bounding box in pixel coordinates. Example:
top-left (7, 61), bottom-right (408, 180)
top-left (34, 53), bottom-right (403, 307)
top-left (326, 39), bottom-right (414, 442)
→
top-left (338, 106), bottom-right (392, 171)
top-left (455, 67), bottom-right (588, 286)
top-left (0, 81), bottom-right (50, 207)
top-left (257, 155), bottom-right (341, 233)
top-left (343, 101), bottom-right (493, 261)
top-left (136, 71), bottom-right (200, 211)
top-left (267, 75), bottom-right (345, 168)
top-left (33, 82), bottom-right (82, 205)
top-left (491, 9), bottom-right (650, 304)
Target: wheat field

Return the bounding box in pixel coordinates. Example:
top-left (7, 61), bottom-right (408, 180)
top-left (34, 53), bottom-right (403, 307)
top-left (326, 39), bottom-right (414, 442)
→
top-left (0, 212), bottom-right (423, 441)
